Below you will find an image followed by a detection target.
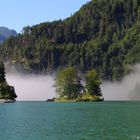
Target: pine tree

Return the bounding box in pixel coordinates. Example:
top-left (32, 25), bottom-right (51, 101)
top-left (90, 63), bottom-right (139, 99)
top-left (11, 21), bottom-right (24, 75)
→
top-left (0, 61), bottom-right (6, 82)
top-left (55, 67), bottom-right (82, 99)
top-left (0, 61), bottom-right (17, 100)
top-left (85, 69), bottom-right (102, 96)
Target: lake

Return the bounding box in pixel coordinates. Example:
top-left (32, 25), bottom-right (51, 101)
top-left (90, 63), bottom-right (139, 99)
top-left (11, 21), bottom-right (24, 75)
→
top-left (0, 102), bottom-right (140, 140)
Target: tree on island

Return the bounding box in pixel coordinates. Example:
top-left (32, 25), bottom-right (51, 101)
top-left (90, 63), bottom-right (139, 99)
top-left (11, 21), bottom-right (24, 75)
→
top-left (55, 67), bottom-right (82, 100)
top-left (85, 69), bottom-right (102, 97)
top-left (0, 61), bottom-right (17, 101)
top-left (55, 66), bottom-right (103, 102)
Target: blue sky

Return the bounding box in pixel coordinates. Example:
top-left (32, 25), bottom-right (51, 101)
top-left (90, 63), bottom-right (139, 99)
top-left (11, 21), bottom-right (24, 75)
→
top-left (0, 0), bottom-right (90, 33)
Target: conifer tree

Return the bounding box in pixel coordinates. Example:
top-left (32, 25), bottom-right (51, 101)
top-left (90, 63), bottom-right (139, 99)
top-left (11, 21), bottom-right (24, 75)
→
top-left (0, 61), bottom-right (6, 82)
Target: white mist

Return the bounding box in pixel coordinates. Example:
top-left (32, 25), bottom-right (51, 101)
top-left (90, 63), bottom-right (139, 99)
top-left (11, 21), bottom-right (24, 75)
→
top-left (6, 73), bottom-right (56, 101)
top-left (101, 64), bottom-right (140, 101)
top-left (6, 64), bottom-right (140, 101)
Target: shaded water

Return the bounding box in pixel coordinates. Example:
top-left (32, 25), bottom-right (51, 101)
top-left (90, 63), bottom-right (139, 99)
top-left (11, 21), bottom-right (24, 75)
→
top-left (0, 102), bottom-right (140, 140)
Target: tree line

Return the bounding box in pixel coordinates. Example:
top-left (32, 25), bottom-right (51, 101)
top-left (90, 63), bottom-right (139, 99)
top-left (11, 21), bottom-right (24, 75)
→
top-left (0, 0), bottom-right (140, 81)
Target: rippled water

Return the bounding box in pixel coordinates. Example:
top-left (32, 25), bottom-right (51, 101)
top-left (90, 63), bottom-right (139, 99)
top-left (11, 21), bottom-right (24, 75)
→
top-left (0, 102), bottom-right (140, 140)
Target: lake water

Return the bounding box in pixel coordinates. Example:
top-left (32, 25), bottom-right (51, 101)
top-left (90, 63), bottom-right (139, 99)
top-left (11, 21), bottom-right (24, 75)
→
top-left (0, 102), bottom-right (140, 140)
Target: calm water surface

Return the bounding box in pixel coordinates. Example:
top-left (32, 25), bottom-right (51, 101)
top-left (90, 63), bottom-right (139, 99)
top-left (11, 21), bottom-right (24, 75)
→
top-left (0, 101), bottom-right (140, 140)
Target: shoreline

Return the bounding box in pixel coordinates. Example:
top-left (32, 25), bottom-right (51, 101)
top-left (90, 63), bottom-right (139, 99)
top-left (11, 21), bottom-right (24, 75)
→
top-left (46, 96), bottom-right (104, 102)
top-left (0, 99), bottom-right (15, 103)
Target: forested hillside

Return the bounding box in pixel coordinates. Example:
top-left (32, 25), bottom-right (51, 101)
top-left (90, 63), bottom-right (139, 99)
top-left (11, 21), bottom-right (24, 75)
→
top-left (0, 0), bottom-right (140, 80)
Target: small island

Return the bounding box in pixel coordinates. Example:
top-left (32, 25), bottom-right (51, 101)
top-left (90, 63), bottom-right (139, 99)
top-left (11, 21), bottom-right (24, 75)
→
top-left (47, 67), bottom-right (104, 102)
top-left (0, 61), bottom-right (17, 103)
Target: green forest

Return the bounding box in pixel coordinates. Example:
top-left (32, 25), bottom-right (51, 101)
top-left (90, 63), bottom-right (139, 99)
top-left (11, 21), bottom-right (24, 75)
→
top-left (0, 0), bottom-right (140, 80)
top-left (0, 61), bottom-right (17, 100)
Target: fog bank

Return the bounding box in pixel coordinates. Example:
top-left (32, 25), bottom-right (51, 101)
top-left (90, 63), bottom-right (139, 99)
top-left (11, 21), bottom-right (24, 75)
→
top-left (6, 73), bottom-right (56, 101)
top-left (6, 64), bottom-right (140, 101)
top-left (101, 64), bottom-right (140, 101)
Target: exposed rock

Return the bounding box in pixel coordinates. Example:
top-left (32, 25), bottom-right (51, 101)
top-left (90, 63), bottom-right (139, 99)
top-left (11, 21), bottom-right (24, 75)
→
top-left (46, 98), bottom-right (55, 102)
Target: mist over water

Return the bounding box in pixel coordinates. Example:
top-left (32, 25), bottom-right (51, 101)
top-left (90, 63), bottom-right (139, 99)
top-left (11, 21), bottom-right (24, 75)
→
top-left (5, 64), bottom-right (140, 101)
top-left (6, 73), bottom-right (56, 101)
top-left (101, 64), bottom-right (140, 101)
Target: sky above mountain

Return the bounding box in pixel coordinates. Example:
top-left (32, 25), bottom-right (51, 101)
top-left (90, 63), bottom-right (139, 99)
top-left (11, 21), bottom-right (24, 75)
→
top-left (0, 0), bottom-right (90, 33)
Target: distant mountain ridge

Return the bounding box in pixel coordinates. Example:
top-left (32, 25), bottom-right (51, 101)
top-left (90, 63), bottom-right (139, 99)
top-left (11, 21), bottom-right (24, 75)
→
top-left (0, 27), bottom-right (17, 43)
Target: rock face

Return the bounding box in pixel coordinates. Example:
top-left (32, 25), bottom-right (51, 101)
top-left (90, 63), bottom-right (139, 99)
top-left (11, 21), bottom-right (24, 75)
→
top-left (0, 61), bottom-right (17, 101)
top-left (0, 27), bottom-right (17, 43)
top-left (46, 98), bottom-right (55, 102)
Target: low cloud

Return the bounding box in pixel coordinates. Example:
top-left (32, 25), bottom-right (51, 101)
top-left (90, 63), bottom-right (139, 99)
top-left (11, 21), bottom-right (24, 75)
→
top-left (101, 64), bottom-right (140, 101)
top-left (6, 73), bottom-right (56, 101)
top-left (6, 64), bottom-right (140, 101)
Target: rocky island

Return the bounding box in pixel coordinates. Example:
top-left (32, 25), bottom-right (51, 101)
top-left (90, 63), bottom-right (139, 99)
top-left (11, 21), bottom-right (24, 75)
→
top-left (0, 61), bottom-right (17, 103)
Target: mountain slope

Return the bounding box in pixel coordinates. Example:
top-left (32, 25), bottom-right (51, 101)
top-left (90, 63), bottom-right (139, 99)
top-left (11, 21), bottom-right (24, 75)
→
top-left (0, 0), bottom-right (140, 80)
top-left (0, 27), bottom-right (17, 43)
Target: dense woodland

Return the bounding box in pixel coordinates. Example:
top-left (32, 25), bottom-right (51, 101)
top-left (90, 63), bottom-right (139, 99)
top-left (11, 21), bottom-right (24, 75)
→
top-left (0, 0), bottom-right (140, 80)
top-left (0, 61), bottom-right (17, 100)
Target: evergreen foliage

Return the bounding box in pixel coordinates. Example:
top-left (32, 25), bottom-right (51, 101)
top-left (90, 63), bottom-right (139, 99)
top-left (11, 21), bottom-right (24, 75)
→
top-left (0, 61), bottom-right (17, 100)
top-left (55, 67), bottom-right (103, 101)
top-left (0, 61), bottom-right (6, 82)
top-left (0, 0), bottom-right (140, 80)
top-left (85, 69), bottom-right (102, 96)
top-left (55, 67), bottom-right (82, 99)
